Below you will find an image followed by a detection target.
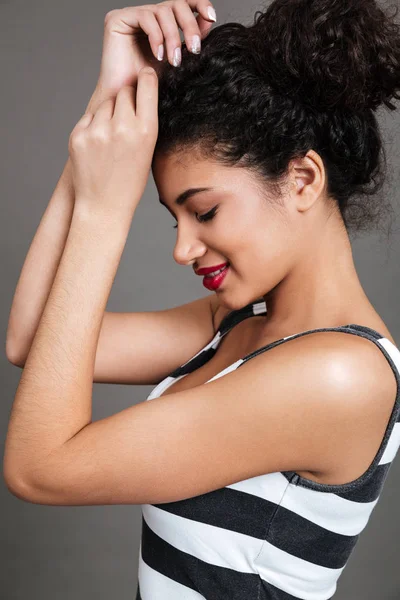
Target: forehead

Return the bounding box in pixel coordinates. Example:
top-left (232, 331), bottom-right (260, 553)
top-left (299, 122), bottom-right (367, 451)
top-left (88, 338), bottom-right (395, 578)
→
top-left (152, 151), bottom-right (262, 204)
top-left (152, 151), bottom-right (215, 183)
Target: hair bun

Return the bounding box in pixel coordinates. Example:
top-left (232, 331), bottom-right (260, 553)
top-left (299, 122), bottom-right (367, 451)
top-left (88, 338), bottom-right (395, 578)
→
top-left (248, 0), bottom-right (400, 112)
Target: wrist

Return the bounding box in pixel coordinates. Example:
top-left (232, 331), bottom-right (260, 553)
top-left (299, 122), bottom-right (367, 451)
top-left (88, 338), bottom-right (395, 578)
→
top-left (73, 196), bottom-right (135, 236)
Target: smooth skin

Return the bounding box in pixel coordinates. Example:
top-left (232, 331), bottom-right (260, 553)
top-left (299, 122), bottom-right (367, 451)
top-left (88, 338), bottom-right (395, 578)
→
top-left (4, 2), bottom-right (398, 507)
top-left (6, 0), bottom-right (220, 386)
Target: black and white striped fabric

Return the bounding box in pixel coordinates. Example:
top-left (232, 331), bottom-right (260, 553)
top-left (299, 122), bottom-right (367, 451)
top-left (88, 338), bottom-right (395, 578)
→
top-left (136, 299), bottom-right (400, 600)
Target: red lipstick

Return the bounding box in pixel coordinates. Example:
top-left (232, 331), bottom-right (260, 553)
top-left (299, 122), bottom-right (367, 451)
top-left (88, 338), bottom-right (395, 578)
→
top-left (195, 262), bottom-right (229, 276)
top-left (195, 262), bottom-right (230, 291)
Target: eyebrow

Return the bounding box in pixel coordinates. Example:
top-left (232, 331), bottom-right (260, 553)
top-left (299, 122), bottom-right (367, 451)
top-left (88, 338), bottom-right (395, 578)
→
top-left (158, 187), bottom-right (215, 208)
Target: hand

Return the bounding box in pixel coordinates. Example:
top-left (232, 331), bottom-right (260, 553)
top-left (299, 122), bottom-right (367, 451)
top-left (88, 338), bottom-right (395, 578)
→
top-left (69, 68), bottom-right (159, 220)
top-left (98, 1), bottom-right (216, 94)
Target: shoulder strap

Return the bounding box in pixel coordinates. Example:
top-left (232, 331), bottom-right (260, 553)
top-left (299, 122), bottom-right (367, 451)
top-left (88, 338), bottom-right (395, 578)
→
top-left (241, 323), bottom-right (399, 374)
top-left (218, 299), bottom-right (267, 336)
top-left (169, 300), bottom-right (267, 379)
top-left (276, 325), bottom-right (400, 493)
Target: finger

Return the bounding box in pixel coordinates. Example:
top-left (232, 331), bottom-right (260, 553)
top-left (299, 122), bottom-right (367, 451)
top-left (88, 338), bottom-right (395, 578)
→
top-left (154, 4), bottom-right (183, 67)
top-left (113, 85), bottom-right (136, 121)
top-left (135, 67), bottom-right (159, 126)
top-left (168, 1), bottom-right (202, 55)
top-left (171, 1), bottom-right (215, 53)
top-left (117, 7), bottom-right (165, 63)
top-left (91, 97), bottom-right (115, 125)
top-left (181, 1), bottom-right (217, 35)
top-left (195, 8), bottom-right (216, 39)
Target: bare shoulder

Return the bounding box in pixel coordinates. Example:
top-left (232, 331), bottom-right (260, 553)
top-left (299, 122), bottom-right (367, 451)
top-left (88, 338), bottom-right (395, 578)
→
top-left (280, 330), bottom-right (398, 482)
top-left (293, 329), bottom-right (398, 411)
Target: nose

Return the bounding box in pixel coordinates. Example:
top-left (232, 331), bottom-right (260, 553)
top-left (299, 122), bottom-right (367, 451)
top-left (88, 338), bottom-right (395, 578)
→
top-left (173, 223), bottom-right (207, 267)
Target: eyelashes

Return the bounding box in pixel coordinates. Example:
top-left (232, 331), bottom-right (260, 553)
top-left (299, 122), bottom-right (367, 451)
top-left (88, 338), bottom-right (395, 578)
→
top-left (173, 206), bottom-right (219, 229)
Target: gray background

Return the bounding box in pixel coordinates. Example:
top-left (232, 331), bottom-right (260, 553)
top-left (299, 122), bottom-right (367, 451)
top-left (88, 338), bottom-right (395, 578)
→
top-left (1, 0), bottom-right (400, 598)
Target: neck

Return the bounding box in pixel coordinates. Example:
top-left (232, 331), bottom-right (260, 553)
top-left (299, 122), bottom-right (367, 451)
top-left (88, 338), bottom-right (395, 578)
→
top-left (262, 215), bottom-right (371, 332)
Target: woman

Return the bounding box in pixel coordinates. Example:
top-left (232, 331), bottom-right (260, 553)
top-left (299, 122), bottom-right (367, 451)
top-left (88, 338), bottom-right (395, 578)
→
top-left (4, 0), bottom-right (400, 598)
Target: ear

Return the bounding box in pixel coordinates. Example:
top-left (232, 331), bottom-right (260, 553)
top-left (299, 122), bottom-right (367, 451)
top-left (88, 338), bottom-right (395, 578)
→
top-left (290, 150), bottom-right (326, 212)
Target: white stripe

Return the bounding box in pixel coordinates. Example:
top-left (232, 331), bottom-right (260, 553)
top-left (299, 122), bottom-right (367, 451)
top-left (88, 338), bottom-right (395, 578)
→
top-left (230, 472), bottom-right (378, 537)
top-left (146, 373), bottom-right (186, 401)
top-left (148, 356), bottom-right (244, 401)
top-left (146, 330), bottom-right (225, 401)
top-left (253, 301), bottom-right (267, 316)
top-left (375, 338), bottom-right (400, 465)
top-left (138, 541), bottom-right (206, 599)
top-left (210, 330), bottom-right (222, 350)
top-left (255, 540), bottom-right (344, 600)
top-left (140, 330), bottom-right (400, 600)
top-left (141, 504), bottom-right (264, 574)
top-left (182, 331), bottom-right (222, 363)
top-left (379, 421), bottom-right (400, 465)
top-left (205, 359), bottom-right (244, 383)
top-left (378, 337), bottom-right (400, 373)
top-left (227, 471), bottom-right (290, 503)
top-left (280, 481), bottom-right (378, 536)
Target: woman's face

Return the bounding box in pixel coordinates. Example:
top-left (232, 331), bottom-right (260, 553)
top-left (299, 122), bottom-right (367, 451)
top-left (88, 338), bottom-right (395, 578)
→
top-left (152, 150), bottom-right (320, 311)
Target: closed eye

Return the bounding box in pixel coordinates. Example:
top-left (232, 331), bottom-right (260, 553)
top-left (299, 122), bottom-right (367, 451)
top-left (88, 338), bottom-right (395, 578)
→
top-left (173, 206), bottom-right (219, 229)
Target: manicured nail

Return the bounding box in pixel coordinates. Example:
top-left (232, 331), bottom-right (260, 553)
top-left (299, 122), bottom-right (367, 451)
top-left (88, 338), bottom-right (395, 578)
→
top-left (173, 46), bottom-right (181, 67)
top-left (157, 44), bottom-right (164, 61)
top-left (191, 35), bottom-right (201, 54)
top-left (208, 6), bottom-right (217, 22)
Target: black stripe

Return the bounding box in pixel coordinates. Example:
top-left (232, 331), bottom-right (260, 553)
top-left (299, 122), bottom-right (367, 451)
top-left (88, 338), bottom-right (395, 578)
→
top-left (284, 461), bottom-right (393, 501)
top-left (336, 462), bottom-right (394, 502)
top-left (141, 515), bottom-right (336, 599)
top-left (258, 580), bottom-right (326, 600)
top-left (141, 516), bottom-right (201, 592)
top-left (267, 504), bottom-right (359, 569)
top-left (218, 299), bottom-right (266, 336)
top-left (152, 486), bottom-right (277, 540)
top-left (169, 300), bottom-right (266, 379)
top-left (170, 346), bottom-right (217, 378)
top-left (140, 311), bottom-right (400, 598)
top-left (141, 515), bottom-right (263, 599)
top-left (258, 578), bottom-right (327, 600)
top-left (150, 481), bottom-right (362, 570)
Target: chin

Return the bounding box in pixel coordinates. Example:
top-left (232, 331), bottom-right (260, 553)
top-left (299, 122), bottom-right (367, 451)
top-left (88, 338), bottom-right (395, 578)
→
top-left (218, 294), bottom-right (256, 312)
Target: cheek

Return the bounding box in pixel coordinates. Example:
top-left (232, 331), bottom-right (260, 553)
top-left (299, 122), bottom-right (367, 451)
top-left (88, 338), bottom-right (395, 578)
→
top-left (241, 215), bottom-right (289, 265)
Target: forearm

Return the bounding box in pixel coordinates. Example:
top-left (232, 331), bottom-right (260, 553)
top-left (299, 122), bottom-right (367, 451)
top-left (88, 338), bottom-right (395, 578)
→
top-left (6, 87), bottom-right (112, 365)
top-left (4, 202), bottom-right (131, 488)
top-left (6, 157), bottom-right (75, 365)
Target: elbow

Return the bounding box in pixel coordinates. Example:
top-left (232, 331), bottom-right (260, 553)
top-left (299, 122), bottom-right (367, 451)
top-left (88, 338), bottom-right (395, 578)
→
top-left (3, 458), bottom-right (63, 505)
top-left (5, 340), bottom-right (25, 368)
top-left (3, 464), bottom-right (34, 503)
top-left (3, 469), bottom-right (52, 505)
top-left (3, 452), bottom-right (43, 504)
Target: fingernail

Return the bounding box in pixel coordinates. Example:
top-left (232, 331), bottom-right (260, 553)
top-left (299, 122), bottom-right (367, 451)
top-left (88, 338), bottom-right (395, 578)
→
top-left (208, 6), bottom-right (217, 22)
top-left (157, 44), bottom-right (164, 61)
top-left (191, 35), bottom-right (201, 54)
top-left (173, 47), bottom-right (181, 67)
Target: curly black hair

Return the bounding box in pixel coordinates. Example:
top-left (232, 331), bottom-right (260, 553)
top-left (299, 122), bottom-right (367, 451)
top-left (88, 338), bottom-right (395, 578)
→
top-left (153, 0), bottom-right (400, 237)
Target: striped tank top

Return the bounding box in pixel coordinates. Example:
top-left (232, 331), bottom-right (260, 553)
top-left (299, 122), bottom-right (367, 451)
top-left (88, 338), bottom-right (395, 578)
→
top-left (136, 299), bottom-right (400, 600)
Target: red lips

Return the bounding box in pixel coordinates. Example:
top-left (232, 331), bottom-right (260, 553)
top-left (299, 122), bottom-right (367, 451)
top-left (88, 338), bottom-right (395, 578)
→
top-left (195, 262), bottom-right (229, 276)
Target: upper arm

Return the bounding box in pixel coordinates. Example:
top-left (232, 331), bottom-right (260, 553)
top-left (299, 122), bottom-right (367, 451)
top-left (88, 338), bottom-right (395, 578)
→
top-left (16, 332), bottom-right (395, 506)
top-left (12, 293), bottom-right (219, 386)
top-left (91, 294), bottom-right (218, 385)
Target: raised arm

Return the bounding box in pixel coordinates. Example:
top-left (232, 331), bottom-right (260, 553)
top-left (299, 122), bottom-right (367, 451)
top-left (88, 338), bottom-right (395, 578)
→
top-left (6, 2), bottom-right (216, 366)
